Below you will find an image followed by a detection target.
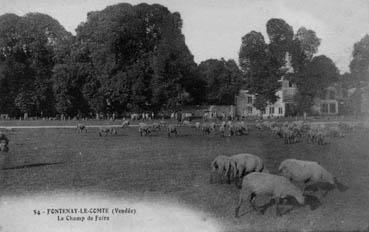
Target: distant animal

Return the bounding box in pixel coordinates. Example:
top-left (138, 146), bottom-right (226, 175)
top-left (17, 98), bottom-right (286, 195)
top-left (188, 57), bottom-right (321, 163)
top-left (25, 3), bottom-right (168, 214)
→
top-left (230, 121), bottom-right (248, 136)
top-left (219, 121), bottom-right (227, 136)
top-left (167, 124), bottom-right (178, 137)
top-left (76, 123), bottom-right (87, 133)
top-left (182, 120), bottom-right (191, 127)
top-left (99, 127), bottom-right (117, 136)
top-left (139, 123), bottom-right (151, 136)
top-left (201, 122), bottom-right (215, 135)
top-left (0, 133), bottom-right (9, 152)
top-left (121, 120), bottom-right (130, 128)
top-left (151, 122), bottom-right (161, 131)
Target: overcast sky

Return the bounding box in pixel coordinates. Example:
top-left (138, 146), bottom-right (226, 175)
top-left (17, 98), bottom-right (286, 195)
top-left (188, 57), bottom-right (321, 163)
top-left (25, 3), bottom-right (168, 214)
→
top-left (1, 0), bottom-right (369, 73)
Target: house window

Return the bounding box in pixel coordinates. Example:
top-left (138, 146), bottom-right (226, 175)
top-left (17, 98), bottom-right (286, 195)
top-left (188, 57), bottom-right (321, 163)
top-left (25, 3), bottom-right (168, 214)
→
top-left (322, 103), bottom-right (329, 113)
top-left (247, 96), bottom-right (253, 104)
top-left (247, 106), bottom-right (253, 114)
top-left (278, 107), bottom-right (283, 114)
top-left (269, 107), bottom-right (275, 115)
top-left (329, 103), bottom-right (336, 114)
top-left (329, 90), bottom-right (335, 100)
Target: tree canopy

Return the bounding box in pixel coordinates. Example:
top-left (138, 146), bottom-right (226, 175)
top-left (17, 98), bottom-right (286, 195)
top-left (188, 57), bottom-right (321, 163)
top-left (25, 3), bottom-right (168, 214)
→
top-left (52, 3), bottom-right (203, 116)
top-left (0, 8), bottom-right (359, 117)
top-left (0, 13), bottom-right (72, 117)
top-left (198, 58), bottom-right (243, 105)
top-left (239, 19), bottom-right (293, 110)
top-left (350, 34), bottom-right (369, 85)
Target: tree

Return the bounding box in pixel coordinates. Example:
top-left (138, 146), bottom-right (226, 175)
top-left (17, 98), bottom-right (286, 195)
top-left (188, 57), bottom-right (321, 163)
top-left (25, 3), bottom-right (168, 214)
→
top-left (0, 13), bottom-right (71, 117)
top-left (350, 34), bottom-right (369, 85)
top-left (198, 58), bottom-right (243, 105)
top-left (284, 26), bottom-right (324, 114)
top-left (59, 3), bottom-right (202, 114)
top-left (238, 30), bottom-right (281, 110)
top-left (293, 55), bottom-right (339, 113)
top-left (266, 18), bottom-right (294, 64)
top-left (290, 27), bottom-right (321, 74)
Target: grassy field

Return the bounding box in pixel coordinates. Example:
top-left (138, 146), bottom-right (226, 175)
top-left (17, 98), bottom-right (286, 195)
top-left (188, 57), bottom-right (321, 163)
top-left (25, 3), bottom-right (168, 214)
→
top-left (1, 123), bottom-right (369, 231)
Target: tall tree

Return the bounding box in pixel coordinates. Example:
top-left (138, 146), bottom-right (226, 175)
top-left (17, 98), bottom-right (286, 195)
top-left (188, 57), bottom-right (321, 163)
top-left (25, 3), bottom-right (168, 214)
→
top-left (350, 34), bottom-right (369, 85)
top-left (0, 13), bottom-right (71, 117)
top-left (55, 3), bottom-right (203, 114)
top-left (198, 58), bottom-right (243, 105)
top-left (293, 55), bottom-right (339, 113)
top-left (266, 18), bottom-right (294, 65)
top-left (239, 30), bottom-right (280, 110)
top-left (290, 27), bottom-right (321, 74)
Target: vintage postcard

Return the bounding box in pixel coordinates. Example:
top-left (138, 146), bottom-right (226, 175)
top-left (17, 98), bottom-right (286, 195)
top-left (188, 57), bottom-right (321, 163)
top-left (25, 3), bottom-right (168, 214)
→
top-left (0, 0), bottom-right (368, 231)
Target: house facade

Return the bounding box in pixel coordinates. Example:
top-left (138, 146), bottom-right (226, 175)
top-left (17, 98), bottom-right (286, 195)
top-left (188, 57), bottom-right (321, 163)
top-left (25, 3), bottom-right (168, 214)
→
top-left (235, 78), bottom-right (297, 118)
top-left (236, 82), bottom-right (347, 117)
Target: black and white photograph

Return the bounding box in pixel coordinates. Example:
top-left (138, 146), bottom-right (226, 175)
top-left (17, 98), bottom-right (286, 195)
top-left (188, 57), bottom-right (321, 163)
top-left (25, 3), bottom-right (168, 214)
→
top-left (0, 0), bottom-right (368, 231)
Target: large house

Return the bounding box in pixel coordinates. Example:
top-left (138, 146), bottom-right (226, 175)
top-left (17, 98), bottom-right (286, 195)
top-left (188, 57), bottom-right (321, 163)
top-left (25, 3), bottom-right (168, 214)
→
top-left (235, 52), bottom-right (347, 117)
top-left (236, 78), bottom-right (297, 118)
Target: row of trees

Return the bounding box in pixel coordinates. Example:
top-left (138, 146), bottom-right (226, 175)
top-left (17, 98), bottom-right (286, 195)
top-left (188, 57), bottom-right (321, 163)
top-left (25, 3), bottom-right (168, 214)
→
top-left (0, 3), bottom-right (246, 118)
top-left (0, 4), bottom-right (202, 117)
top-left (0, 3), bottom-right (368, 117)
